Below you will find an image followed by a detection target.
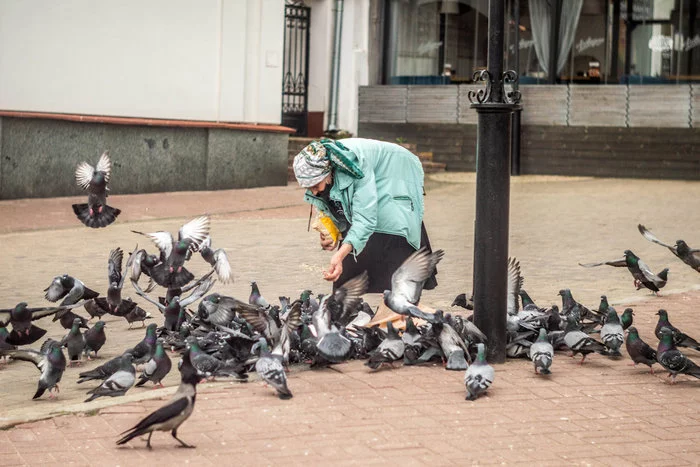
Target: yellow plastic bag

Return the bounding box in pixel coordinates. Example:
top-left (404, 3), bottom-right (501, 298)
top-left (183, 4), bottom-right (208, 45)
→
top-left (312, 212), bottom-right (341, 246)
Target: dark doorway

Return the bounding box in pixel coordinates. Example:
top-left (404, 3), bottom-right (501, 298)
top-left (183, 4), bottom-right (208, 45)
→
top-left (282, 0), bottom-right (311, 136)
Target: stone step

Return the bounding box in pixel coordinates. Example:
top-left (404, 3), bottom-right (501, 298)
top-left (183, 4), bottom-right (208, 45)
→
top-left (416, 151), bottom-right (433, 162)
top-left (422, 161), bottom-right (448, 173)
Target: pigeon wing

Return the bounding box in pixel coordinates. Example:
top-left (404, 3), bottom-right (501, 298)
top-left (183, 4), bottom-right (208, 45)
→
top-left (636, 258), bottom-right (664, 284)
top-left (95, 151), bottom-right (112, 183)
top-left (133, 230), bottom-right (173, 259)
top-left (131, 280), bottom-right (166, 312)
top-left (239, 306), bottom-right (274, 337)
top-left (179, 278), bottom-right (215, 308)
top-left (108, 247), bottom-right (124, 286)
top-left (579, 259), bottom-right (627, 268)
top-left (74, 161), bottom-right (95, 190)
top-left (178, 216), bottom-right (210, 250)
top-left (44, 277), bottom-right (67, 302)
top-left (638, 224), bottom-right (676, 253)
top-left (7, 349), bottom-right (45, 370)
top-left (213, 249), bottom-right (233, 284)
top-left (391, 248), bottom-right (444, 304)
top-left (283, 301), bottom-right (303, 334)
top-left (337, 271), bottom-right (369, 313)
top-left (507, 257), bottom-right (523, 315)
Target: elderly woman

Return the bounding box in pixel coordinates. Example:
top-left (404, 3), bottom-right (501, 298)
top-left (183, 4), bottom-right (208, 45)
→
top-left (293, 138), bottom-right (438, 292)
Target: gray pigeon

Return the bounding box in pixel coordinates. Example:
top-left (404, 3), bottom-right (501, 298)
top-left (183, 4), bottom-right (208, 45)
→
top-left (135, 340), bottom-right (172, 388)
top-left (0, 302), bottom-right (73, 346)
top-left (7, 339), bottom-right (66, 399)
top-left (125, 323), bottom-right (158, 364)
top-left (255, 338), bottom-right (292, 399)
top-left (85, 357), bottom-right (136, 402)
top-left (464, 343), bottom-right (494, 401)
top-left (249, 281), bottom-right (270, 308)
top-left (600, 308), bottom-right (624, 357)
top-left (656, 327), bottom-right (700, 384)
top-left (77, 353), bottom-right (133, 384)
top-left (579, 250), bottom-right (668, 293)
top-left (434, 313), bottom-right (470, 370)
top-left (402, 317), bottom-right (423, 365)
top-left (116, 348), bottom-right (199, 449)
top-left (529, 328), bottom-right (554, 375)
top-left (83, 320), bottom-right (107, 358)
top-left (383, 247), bottom-right (444, 322)
top-left (199, 236), bottom-right (233, 283)
top-left (365, 321), bottom-right (405, 370)
top-left (638, 224), bottom-right (700, 273)
top-left (625, 327), bottom-right (657, 374)
top-left (132, 216), bottom-right (211, 288)
top-left (44, 274), bottom-right (99, 306)
top-left (61, 318), bottom-right (86, 366)
top-left (71, 151), bottom-right (121, 228)
top-left (563, 315), bottom-right (606, 364)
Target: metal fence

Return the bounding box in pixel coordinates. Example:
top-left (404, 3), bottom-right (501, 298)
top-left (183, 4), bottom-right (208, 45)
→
top-left (359, 85), bottom-right (699, 128)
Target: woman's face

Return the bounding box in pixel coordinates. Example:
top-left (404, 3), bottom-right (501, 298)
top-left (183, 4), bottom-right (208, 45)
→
top-left (309, 174), bottom-right (332, 196)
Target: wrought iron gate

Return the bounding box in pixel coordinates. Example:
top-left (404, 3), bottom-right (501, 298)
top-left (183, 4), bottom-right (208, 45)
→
top-left (282, 0), bottom-right (311, 136)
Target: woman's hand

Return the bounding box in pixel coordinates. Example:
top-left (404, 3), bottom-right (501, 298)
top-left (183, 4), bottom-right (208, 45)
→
top-left (319, 232), bottom-right (336, 251)
top-left (323, 242), bottom-right (353, 282)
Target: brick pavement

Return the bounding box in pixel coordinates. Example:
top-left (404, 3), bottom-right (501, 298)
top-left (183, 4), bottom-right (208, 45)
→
top-left (1, 174), bottom-right (699, 465)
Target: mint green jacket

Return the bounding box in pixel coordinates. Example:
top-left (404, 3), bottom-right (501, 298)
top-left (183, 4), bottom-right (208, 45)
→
top-left (304, 138), bottom-right (424, 255)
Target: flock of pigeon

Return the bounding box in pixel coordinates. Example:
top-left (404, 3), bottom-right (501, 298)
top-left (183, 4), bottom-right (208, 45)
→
top-left (1, 151), bottom-right (699, 450)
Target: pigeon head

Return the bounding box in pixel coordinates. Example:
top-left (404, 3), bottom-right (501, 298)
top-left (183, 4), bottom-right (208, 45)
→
top-left (656, 309), bottom-right (669, 319)
top-left (122, 352), bottom-right (135, 363)
top-left (93, 321), bottom-right (106, 331)
top-left (626, 326), bottom-right (639, 337)
top-left (382, 290), bottom-right (391, 301)
top-left (70, 318), bottom-right (82, 332)
top-left (179, 349), bottom-right (199, 386)
top-left (606, 308), bottom-right (619, 324)
top-left (300, 290), bottom-right (313, 302)
top-left (657, 268), bottom-right (669, 281)
top-left (451, 293), bottom-right (467, 308)
top-left (60, 274), bottom-right (74, 288)
top-left (675, 240), bottom-right (689, 254)
top-left (145, 323), bottom-right (158, 336)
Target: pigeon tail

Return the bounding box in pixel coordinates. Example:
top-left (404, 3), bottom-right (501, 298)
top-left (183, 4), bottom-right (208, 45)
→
top-left (6, 325), bottom-right (47, 346)
top-left (72, 203), bottom-right (121, 228)
top-left (445, 349), bottom-right (468, 371)
top-left (32, 386), bottom-right (47, 400)
top-left (150, 263), bottom-right (194, 288)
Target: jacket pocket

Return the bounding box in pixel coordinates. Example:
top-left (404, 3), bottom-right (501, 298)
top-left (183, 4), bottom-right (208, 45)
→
top-left (393, 195), bottom-right (414, 211)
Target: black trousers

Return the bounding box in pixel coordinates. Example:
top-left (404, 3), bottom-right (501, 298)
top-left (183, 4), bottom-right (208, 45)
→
top-left (333, 222), bottom-right (438, 294)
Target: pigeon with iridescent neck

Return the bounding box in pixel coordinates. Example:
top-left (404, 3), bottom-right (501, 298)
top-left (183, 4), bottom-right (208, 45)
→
top-left (7, 339), bottom-right (66, 399)
top-left (61, 318), bottom-right (86, 366)
top-left (72, 151), bottom-right (121, 228)
top-left (579, 250), bottom-right (669, 293)
top-left (638, 224), bottom-right (700, 273)
top-left (83, 320), bottom-right (107, 359)
top-left (656, 327), bottom-right (700, 384)
top-left (563, 315), bottom-right (606, 364)
top-left (136, 340), bottom-right (172, 388)
top-left (365, 321), bottom-right (405, 370)
top-left (249, 281), bottom-right (270, 309)
top-left (0, 302), bottom-right (77, 346)
top-left (620, 308), bottom-right (634, 331)
top-left (126, 323), bottom-right (158, 364)
top-left (654, 309), bottom-right (700, 351)
top-left (85, 356), bottom-right (135, 402)
top-left (625, 327), bottom-right (657, 374)
top-left (255, 338), bottom-right (292, 399)
top-left (464, 343), bottom-right (494, 401)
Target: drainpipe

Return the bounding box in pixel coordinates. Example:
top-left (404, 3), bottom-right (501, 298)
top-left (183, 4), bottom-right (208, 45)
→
top-left (327, 0), bottom-right (344, 133)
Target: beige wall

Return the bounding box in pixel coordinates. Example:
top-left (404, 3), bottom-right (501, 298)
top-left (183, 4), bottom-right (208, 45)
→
top-left (0, 0), bottom-right (284, 124)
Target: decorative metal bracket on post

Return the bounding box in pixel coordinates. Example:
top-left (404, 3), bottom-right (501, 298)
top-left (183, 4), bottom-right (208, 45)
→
top-left (469, 0), bottom-right (521, 364)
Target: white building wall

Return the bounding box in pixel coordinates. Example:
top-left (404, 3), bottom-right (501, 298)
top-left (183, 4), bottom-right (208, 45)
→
top-left (306, 0), bottom-right (370, 135)
top-left (0, 0), bottom-right (284, 124)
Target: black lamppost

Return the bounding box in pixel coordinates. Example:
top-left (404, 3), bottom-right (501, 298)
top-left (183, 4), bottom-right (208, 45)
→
top-left (469, 0), bottom-right (521, 363)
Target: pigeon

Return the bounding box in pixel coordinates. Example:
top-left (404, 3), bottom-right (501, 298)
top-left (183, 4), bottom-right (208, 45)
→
top-left (123, 304), bottom-right (152, 328)
top-left (401, 317), bottom-right (423, 365)
top-left (638, 224), bottom-right (700, 273)
top-left (0, 326), bottom-right (16, 356)
top-left (600, 308), bottom-right (624, 357)
top-left (620, 308), bottom-right (634, 331)
top-left (563, 315), bottom-right (606, 364)
top-left (654, 309), bottom-right (700, 351)
top-left (6, 339), bottom-right (66, 399)
top-left (136, 340), bottom-right (172, 388)
top-left (314, 272), bottom-right (368, 364)
top-left (132, 216), bottom-right (211, 288)
top-left (579, 250), bottom-right (669, 293)
top-left (53, 308), bottom-right (90, 331)
top-left (88, 248), bottom-right (138, 318)
top-left (656, 327), bottom-right (700, 383)
top-left (77, 353), bottom-right (134, 384)
top-left (116, 348), bottom-right (199, 449)
top-left (188, 338), bottom-right (246, 380)
top-left (127, 246), bottom-right (159, 292)
top-left (44, 274), bottom-right (99, 306)
top-left (255, 338), bottom-right (293, 399)
top-left (432, 312), bottom-right (470, 370)
top-left (365, 321), bottom-right (405, 370)
top-left (133, 276), bottom-right (213, 332)
top-left (450, 293), bottom-right (473, 310)
top-left (529, 328), bottom-right (554, 375)
top-left (207, 294), bottom-right (267, 329)
top-left (249, 281), bottom-right (270, 308)
top-left (61, 318), bottom-right (86, 366)
top-left (85, 356), bottom-right (136, 402)
top-left (83, 320), bottom-right (107, 358)
top-left (72, 151), bottom-right (121, 228)
top-left (126, 323), bottom-right (158, 364)
top-left (625, 327), bottom-right (657, 374)
top-left (0, 302), bottom-right (72, 346)
top-left (464, 343), bottom-right (494, 401)
top-left (383, 247), bottom-right (445, 322)
top-left (199, 236), bottom-right (233, 283)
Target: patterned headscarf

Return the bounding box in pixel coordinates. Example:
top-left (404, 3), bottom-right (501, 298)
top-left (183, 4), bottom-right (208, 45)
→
top-left (293, 139), bottom-right (364, 188)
